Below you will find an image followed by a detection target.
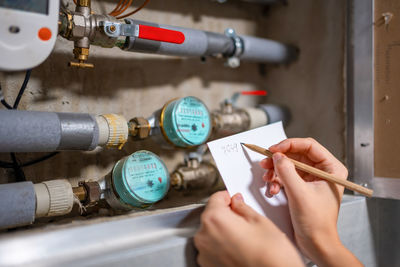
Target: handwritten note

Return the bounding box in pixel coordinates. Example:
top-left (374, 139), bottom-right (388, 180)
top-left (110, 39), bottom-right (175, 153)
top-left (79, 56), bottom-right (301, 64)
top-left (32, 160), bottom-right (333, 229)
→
top-left (207, 122), bottom-right (294, 241)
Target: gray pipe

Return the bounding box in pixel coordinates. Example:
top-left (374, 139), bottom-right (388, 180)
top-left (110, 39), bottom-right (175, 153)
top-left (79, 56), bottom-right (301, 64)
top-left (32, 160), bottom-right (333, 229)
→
top-left (240, 35), bottom-right (297, 63)
top-left (0, 182), bottom-right (36, 229)
top-left (0, 110), bottom-right (99, 152)
top-left (258, 104), bottom-right (291, 126)
top-left (123, 19), bottom-right (296, 64)
top-left (124, 19), bottom-right (235, 57)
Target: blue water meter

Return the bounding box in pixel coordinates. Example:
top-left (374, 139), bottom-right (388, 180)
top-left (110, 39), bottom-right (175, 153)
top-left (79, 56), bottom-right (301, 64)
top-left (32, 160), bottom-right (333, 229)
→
top-left (159, 96), bottom-right (212, 147)
top-left (111, 150), bottom-right (170, 208)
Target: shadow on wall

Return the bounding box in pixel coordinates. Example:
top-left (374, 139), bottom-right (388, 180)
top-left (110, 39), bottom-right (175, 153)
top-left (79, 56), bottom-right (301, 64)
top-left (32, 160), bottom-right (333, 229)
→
top-left (77, 0), bottom-right (275, 21)
top-left (30, 51), bottom-right (288, 99)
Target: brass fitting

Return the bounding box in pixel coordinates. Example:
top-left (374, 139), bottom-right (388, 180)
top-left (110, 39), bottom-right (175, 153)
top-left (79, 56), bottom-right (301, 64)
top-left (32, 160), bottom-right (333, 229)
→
top-left (78, 0), bottom-right (91, 6)
top-left (73, 186), bottom-right (87, 202)
top-left (69, 47), bottom-right (94, 68)
top-left (128, 117), bottom-right (151, 140)
top-left (171, 160), bottom-right (219, 190)
top-left (73, 181), bottom-right (101, 206)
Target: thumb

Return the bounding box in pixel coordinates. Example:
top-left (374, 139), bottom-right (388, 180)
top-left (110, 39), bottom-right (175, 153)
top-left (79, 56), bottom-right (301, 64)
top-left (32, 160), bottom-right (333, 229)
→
top-left (231, 193), bottom-right (261, 222)
top-left (273, 153), bottom-right (306, 200)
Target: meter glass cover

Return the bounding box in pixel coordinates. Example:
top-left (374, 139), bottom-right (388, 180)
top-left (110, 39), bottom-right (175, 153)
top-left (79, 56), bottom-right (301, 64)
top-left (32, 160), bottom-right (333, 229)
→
top-left (173, 97), bottom-right (211, 145)
top-left (113, 151), bottom-right (170, 207)
top-left (0, 0), bottom-right (48, 15)
top-left (163, 97), bottom-right (211, 147)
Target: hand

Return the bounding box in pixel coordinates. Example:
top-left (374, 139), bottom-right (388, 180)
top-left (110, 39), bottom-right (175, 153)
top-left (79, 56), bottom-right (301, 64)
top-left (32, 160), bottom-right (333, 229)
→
top-left (194, 191), bottom-right (304, 267)
top-left (260, 138), bottom-right (362, 266)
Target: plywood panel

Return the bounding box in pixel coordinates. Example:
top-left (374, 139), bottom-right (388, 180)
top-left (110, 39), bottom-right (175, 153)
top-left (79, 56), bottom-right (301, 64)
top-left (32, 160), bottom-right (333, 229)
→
top-left (374, 0), bottom-right (400, 178)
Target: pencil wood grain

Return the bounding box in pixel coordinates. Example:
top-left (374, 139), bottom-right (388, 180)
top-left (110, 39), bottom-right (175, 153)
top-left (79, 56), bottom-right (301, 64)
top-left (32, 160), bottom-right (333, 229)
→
top-left (242, 143), bottom-right (373, 197)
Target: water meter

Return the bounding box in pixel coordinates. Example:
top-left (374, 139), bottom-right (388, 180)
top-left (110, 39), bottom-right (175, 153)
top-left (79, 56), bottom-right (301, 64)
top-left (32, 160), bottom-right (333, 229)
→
top-left (149, 96), bottom-right (212, 148)
top-left (105, 150), bottom-right (170, 210)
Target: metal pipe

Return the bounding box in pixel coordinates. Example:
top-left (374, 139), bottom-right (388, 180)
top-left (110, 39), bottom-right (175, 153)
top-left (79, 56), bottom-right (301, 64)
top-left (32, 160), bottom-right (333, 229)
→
top-left (122, 19), bottom-right (297, 64)
top-left (0, 110), bottom-right (128, 153)
top-left (240, 35), bottom-right (297, 63)
top-left (123, 19), bottom-right (235, 58)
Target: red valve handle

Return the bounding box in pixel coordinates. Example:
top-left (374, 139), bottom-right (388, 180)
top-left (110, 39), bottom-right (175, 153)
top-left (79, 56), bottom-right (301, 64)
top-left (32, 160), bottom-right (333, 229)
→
top-left (241, 90), bottom-right (267, 96)
top-left (138, 25), bottom-right (185, 44)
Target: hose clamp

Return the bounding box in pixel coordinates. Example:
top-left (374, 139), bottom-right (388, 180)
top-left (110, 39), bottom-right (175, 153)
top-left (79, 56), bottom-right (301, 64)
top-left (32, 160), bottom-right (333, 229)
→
top-left (224, 28), bottom-right (244, 68)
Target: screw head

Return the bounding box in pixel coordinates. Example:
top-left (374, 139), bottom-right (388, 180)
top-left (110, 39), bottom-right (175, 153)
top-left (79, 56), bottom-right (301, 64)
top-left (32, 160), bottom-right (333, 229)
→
top-left (109, 25), bottom-right (116, 32)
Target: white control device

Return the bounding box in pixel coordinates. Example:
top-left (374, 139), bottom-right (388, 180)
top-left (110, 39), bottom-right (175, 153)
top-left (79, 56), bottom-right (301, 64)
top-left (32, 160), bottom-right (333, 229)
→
top-left (0, 0), bottom-right (59, 71)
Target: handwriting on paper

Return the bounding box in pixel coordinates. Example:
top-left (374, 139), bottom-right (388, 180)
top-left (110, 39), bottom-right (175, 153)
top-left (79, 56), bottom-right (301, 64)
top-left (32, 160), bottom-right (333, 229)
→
top-left (221, 143), bottom-right (239, 155)
top-left (207, 122), bottom-right (295, 245)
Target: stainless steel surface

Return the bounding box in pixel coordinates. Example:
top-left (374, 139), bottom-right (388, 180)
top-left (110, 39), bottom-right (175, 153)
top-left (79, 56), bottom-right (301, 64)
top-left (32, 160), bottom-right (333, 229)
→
top-left (0, 196), bottom-right (380, 266)
top-left (0, 205), bottom-right (202, 267)
top-left (346, 0), bottom-right (374, 188)
top-left (57, 113), bottom-right (98, 151)
top-left (347, 0), bottom-right (400, 199)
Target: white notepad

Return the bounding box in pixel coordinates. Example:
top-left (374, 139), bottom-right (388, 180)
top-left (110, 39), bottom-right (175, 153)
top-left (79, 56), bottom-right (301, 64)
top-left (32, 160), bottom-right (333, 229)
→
top-left (207, 122), bottom-right (294, 241)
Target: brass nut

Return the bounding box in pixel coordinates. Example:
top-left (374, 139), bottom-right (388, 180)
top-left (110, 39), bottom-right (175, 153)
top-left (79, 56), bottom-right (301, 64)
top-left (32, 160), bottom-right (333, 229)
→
top-left (129, 117), bottom-right (151, 139)
top-left (78, 0), bottom-right (91, 7)
top-left (73, 47), bottom-right (90, 56)
top-left (73, 186), bottom-right (87, 202)
top-left (71, 14), bottom-right (86, 38)
top-left (82, 181), bottom-right (101, 204)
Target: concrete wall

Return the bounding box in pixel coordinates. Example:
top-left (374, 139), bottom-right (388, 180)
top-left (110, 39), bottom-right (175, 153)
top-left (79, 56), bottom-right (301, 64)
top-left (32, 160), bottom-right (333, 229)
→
top-left (0, 0), bottom-right (346, 213)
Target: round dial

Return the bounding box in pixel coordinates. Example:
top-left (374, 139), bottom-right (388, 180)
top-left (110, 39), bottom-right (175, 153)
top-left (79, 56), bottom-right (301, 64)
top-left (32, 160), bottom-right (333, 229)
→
top-left (112, 150), bottom-right (170, 208)
top-left (162, 96), bottom-right (211, 147)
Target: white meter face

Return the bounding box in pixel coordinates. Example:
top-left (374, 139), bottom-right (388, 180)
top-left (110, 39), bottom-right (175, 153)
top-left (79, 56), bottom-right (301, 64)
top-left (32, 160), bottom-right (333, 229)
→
top-left (0, 0), bottom-right (59, 71)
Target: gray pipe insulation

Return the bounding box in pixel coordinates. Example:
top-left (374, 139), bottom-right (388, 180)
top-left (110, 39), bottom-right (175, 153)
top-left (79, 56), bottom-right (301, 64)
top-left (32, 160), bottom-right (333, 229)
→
top-left (0, 182), bottom-right (36, 229)
top-left (0, 110), bottom-right (99, 152)
top-left (123, 19), bottom-right (297, 64)
top-left (0, 180), bottom-right (74, 230)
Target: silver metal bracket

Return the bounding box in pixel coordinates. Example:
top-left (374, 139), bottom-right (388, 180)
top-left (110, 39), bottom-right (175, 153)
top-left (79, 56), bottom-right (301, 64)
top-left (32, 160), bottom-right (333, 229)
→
top-left (224, 28), bottom-right (244, 68)
top-left (101, 21), bottom-right (139, 38)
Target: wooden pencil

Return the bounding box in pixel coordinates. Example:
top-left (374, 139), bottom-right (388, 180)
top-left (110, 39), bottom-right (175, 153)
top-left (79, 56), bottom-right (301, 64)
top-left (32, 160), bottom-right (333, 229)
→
top-left (241, 143), bottom-right (373, 197)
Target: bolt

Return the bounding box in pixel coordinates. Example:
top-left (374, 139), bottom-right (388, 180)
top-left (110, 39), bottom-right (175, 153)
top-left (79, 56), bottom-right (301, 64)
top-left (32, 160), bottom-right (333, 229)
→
top-left (109, 25), bottom-right (116, 33)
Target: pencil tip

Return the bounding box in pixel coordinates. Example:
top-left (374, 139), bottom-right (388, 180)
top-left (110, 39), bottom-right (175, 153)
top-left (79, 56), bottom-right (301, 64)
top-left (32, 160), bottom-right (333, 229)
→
top-left (240, 142), bottom-right (244, 146)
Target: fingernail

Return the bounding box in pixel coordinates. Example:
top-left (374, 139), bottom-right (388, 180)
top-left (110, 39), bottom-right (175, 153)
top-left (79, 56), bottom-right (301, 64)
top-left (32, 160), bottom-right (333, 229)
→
top-left (269, 144), bottom-right (279, 151)
top-left (233, 193), bottom-right (244, 202)
top-left (273, 153), bottom-right (283, 162)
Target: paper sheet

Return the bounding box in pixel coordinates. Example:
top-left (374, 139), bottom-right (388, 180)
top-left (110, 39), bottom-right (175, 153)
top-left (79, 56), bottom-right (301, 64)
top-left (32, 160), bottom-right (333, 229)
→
top-left (207, 122), bottom-right (294, 240)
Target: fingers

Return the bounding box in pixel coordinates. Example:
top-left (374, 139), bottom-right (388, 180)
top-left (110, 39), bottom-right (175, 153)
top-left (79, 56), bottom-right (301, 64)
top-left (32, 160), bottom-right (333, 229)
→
top-left (260, 157), bottom-right (273, 169)
top-left (231, 193), bottom-right (261, 222)
top-left (205, 191), bottom-right (231, 211)
top-left (263, 170), bottom-right (282, 197)
top-left (272, 153), bottom-right (306, 201)
top-left (269, 138), bottom-right (336, 164)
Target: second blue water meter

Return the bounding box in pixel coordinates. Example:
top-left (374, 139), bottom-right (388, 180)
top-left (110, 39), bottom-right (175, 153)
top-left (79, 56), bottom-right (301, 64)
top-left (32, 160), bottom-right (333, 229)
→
top-left (111, 150), bottom-right (170, 208)
top-left (159, 96), bottom-right (211, 147)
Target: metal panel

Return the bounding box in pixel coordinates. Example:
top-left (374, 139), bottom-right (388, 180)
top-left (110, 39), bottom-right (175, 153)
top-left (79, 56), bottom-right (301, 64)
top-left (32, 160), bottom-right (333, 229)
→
top-left (0, 205), bottom-right (202, 267)
top-left (0, 196), bottom-right (378, 267)
top-left (347, 0), bottom-right (400, 198)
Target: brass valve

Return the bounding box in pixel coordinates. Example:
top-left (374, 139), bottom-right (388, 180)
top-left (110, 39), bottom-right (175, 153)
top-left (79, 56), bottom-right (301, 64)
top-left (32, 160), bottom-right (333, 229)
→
top-left (69, 47), bottom-right (94, 68)
top-left (67, 0), bottom-right (94, 68)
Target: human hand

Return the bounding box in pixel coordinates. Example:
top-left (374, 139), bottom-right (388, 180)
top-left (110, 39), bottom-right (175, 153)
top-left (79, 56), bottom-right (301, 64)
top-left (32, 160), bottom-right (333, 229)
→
top-left (260, 138), bottom-right (362, 266)
top-left (194, 191), bottom-right (304, 267)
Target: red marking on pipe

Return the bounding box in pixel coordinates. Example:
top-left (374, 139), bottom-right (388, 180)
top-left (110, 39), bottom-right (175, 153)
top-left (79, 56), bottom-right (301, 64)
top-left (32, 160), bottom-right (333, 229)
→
top-left (138, 25), bottom-right (185, 44)
top-left (241, 90), bottom-right (268, 96)
top-left (158, 177), bottom-right (162, 183)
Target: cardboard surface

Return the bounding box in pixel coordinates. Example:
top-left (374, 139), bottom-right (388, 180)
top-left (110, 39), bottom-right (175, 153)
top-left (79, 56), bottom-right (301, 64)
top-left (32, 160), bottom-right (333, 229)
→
top-left (374, 0), bottom-right (400, 178)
